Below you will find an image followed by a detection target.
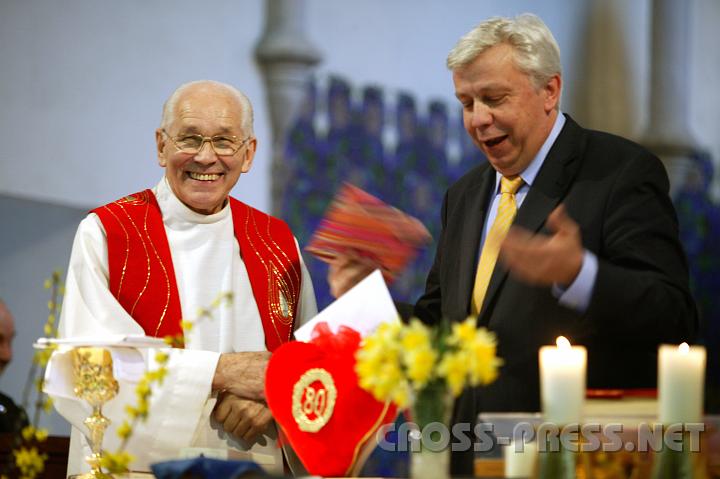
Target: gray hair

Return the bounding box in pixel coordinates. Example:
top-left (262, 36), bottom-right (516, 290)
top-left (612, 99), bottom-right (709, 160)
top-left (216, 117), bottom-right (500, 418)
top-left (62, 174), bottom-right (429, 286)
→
top-left (160, 80), bottom-right (254, 135)
top-left (447, 14), bottom-right (561, 91)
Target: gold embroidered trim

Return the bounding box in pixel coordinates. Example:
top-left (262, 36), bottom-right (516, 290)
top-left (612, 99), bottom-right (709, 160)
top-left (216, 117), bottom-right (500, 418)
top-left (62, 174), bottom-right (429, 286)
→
top-left (243, 208), bottom-right (284, 346)
top-left (141, 200), bottom-right (172, 336)
top-left (117, 193), bottom-right (149, 205)
top-left (101, 205), bottom-right (130, 297)
top-left (115, 201), bottom-right (151, 318)
top-left (345, 400), bottom-right (392, 476)
top-left (247, 207), bottom-right (300, 332)
top-left (291, 368), bottom-right (337, 432)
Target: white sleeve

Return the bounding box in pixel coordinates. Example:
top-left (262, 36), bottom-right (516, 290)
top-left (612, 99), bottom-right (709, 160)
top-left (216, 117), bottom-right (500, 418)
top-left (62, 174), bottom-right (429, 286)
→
top-left (51, 214), bottom-right (220, 471)
top-left (293, 238), bottom-right (318, 330)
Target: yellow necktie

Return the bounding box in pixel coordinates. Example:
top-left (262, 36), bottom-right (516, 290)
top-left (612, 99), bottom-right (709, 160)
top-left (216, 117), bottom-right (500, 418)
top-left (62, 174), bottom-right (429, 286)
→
top-left (471, 175), bottom-right (524, 315)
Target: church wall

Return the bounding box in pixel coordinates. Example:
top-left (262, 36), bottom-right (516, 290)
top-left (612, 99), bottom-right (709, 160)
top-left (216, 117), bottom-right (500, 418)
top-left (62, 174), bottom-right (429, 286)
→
top-left (0, 0), bottom-right (718, 436)
top-left (0, 195), bottom-right (83, 436)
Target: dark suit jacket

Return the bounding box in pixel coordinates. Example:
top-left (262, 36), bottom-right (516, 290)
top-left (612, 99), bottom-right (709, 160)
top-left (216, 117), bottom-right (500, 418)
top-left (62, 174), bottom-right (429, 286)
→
top-left (0, 391), bottom-right (28, 435)
top-left (412, 115), bottom-right (698, 473)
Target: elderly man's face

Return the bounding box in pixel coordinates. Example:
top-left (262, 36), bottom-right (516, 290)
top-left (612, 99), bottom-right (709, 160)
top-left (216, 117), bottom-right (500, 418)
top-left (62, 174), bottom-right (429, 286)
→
top-left (0, 304), bottom-right (15, 375)
top-left (453, 43), bottom-right (560, 177)
top-left (156, 86), bottom-right (256, 215)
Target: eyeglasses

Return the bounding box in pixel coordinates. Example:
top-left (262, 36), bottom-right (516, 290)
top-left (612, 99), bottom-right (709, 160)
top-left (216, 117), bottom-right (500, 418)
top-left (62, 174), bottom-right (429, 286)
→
top-left (161, 129), bottom-right (252, 156)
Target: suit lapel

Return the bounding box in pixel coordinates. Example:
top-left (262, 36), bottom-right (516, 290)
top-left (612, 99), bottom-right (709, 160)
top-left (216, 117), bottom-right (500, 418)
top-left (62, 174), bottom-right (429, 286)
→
top-left (478, 115), bottom-right (586, 322)
top-left (454, 166), bottom-right (495, 316)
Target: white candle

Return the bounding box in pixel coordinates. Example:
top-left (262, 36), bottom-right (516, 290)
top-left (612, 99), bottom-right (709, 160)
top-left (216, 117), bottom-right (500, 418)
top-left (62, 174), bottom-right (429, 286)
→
top-left (539, 336), bottom-right (587, 425)
top-left (658, 343), bottom-right (706, 424)
top-left (504, 440), bottom-right (537, 477)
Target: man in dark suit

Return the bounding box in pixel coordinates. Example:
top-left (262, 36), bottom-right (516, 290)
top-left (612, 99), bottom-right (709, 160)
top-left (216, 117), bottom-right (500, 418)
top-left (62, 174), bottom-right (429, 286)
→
top-left (329, 13), bottom-right (697, 474)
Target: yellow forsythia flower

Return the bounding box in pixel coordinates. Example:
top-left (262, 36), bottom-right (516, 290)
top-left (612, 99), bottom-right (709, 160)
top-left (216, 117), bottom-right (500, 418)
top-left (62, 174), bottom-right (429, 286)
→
top-left (21, 425), bottom-right (35, 442)
top-left (13, 446), bottom-right (47, 476)
top-left (155, 351), bottom-right (169, 364)
top-left (101, 451), bottom-right (135, 474)
top-left (117, 421), bottom-right (133, 440)
top-left (125, 405), bottom-right (138, 419)
top-left (34, 428), bottom-right (48, 442)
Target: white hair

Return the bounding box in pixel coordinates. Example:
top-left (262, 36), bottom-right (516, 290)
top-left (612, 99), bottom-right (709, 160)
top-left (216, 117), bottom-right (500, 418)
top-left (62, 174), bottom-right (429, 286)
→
top-left (160, 80), bottom-right (254, 135)
top-left (447, 14), bottom-right (562, 92)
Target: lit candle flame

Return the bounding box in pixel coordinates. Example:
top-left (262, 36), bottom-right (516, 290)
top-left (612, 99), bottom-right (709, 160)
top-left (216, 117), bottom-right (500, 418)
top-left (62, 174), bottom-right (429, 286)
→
top-left (556, 336), bottom-right (571, 350)
top-left (679, 342), bottom-right (690, 354)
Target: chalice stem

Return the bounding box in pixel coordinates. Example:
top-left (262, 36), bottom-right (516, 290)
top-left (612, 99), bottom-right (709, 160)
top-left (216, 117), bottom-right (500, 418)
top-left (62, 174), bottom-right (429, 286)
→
top-left (84, 405), bottom-right (111, 477)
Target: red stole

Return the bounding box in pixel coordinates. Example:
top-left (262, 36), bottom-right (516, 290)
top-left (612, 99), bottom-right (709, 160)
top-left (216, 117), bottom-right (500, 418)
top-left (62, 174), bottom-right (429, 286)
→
top-left (92, 189), bottom-right (301, 351)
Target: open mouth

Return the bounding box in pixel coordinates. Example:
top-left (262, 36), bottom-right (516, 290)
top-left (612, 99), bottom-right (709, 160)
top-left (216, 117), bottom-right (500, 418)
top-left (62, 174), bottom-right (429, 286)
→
top-left (484, 135), bottom-right (508, 148)
top-left (187, 172), bottom-right (223, 182)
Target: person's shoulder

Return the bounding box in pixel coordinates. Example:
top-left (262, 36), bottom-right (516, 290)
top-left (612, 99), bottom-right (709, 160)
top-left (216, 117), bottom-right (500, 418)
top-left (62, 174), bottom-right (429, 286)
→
top-left (0, 390), bottom-right (27, 429)
top-left (91, 189), bottom-right (157, 213)
top-left (227, 197), bottom-right (292, 230)
top-left (447, 161), bottom-right (492, 196)
top-left (0, 391), bottom-right (19, 409)
top-left (586, 128), bottom-right (650, 156)
top-left (564, 115), bottom-right (655, 162)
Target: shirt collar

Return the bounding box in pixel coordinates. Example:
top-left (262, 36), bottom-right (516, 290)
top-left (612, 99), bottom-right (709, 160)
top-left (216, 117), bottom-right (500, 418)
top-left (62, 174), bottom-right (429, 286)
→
top-left (154, 176), bottom-right (230, 226)
top-left (493, 112), bottom-right (566, 192)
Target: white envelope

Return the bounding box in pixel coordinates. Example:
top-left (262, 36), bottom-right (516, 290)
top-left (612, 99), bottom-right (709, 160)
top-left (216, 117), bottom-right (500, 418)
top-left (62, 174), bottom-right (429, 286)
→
top-left (294, 269), bottom-right (400, 342)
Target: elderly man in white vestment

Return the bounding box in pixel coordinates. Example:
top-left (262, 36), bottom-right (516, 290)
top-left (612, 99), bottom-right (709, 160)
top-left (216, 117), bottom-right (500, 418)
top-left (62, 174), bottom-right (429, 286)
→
top-left (51, 80), bottom-right (317, 475)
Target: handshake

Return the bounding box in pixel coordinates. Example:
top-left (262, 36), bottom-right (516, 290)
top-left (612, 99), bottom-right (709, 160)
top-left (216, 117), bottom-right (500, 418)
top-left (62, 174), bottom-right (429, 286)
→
top-left (211, 351), bottom-right (274, 445)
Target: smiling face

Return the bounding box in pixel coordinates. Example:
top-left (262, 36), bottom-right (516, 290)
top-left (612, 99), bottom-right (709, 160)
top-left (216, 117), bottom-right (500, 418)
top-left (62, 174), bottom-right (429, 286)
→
top-left (156, 85), bottom-right (256, 215)
top-left (453, 43), bottom-right (561, 177)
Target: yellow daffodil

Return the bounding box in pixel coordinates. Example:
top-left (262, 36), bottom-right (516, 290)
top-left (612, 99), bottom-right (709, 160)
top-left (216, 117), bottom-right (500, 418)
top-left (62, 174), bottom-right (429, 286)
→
top-left (449, 317), bottom-right (477, 345)
top-left (356, 317), bottom-right (501, 413)
top-left (404, 348), bottom-right (437, 388)
top-left (401, 320), bottom-right (432, 350)
top-left (437, 351), bottom-right (469, 396)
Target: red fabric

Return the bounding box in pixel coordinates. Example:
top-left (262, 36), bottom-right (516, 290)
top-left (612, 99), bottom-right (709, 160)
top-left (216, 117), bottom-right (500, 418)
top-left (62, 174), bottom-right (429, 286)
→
top-left (93, 191), bottom-right (301, 352)
top-left (229, 198), bottom-right (300, 352)
top-left (92, 190), bottom-right (184, 341)
top-left (265, 323), bottom-right (398, 476)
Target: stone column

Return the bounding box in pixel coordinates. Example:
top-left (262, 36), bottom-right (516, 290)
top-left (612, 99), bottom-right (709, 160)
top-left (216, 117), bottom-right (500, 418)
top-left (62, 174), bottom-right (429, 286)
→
top-left (640, 0), bottom-right (704, 197)
top-left (255, 0), bottom-right (321, 215)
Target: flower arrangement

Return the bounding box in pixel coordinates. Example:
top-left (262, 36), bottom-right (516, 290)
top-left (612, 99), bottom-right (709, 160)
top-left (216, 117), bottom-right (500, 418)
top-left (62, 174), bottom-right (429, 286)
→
top-left (355, 317), bottom-right (502, 429)
top-left (2, 272), bottom-right (63, 479)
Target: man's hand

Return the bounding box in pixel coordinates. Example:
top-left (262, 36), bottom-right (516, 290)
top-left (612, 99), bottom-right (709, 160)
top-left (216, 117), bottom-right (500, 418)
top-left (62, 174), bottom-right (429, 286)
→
top-left (500, 204), bottom-right (584, 287)
top-left (213, 392), bottom-right (273, 445)
top-left (212, 351), bottom-right (270, 400)
top-left (326, 252), bottom-right (378, 298)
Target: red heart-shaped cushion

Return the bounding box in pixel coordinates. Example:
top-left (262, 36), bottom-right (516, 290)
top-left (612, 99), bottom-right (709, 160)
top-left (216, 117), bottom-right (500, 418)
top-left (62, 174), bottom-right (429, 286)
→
top-left (266, 324), bottom-right (397, 476)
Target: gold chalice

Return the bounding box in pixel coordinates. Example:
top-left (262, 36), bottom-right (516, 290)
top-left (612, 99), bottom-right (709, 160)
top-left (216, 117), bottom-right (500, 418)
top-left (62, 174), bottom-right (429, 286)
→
top-left (72, 347), bottom-right (119, 479)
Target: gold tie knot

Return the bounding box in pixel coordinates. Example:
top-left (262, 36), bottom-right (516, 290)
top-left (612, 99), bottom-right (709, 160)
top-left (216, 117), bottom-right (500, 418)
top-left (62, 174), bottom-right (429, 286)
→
top-left (501, 176), bottom-right (524, 195)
